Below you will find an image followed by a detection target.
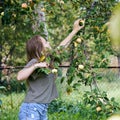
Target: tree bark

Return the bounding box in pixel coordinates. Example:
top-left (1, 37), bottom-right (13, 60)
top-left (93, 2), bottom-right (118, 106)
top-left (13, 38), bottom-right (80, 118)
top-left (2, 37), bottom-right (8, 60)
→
top-left (32, 2), bottom-right (48, 40)
top-left (0, 45), bottom-right (2, 81)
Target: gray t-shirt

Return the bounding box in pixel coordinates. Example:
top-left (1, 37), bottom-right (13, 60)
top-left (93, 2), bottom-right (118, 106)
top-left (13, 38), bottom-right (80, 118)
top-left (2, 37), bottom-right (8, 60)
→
top-left (24, 59), bottom-right (58, 104)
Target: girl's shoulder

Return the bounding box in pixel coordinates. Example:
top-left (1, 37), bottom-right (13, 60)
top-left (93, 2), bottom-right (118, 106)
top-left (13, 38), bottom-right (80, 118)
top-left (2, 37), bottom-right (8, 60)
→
top-left (25, 58), bottom-right (38, 68)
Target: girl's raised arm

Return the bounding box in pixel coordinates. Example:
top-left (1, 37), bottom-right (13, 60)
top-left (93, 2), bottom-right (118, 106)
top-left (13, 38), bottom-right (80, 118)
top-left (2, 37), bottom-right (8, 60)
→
top-left (59, 19), bottom-right (84, 48)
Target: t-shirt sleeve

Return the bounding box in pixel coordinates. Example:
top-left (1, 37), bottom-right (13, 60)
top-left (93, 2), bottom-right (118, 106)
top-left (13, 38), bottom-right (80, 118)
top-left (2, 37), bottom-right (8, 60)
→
top-left (24, 59), bottom-right (38, 68)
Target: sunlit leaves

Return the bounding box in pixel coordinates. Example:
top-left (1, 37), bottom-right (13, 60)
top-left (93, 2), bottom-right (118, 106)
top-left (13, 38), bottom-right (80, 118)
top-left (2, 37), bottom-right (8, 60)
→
top-left (109, 3), bottom-right (120, 53)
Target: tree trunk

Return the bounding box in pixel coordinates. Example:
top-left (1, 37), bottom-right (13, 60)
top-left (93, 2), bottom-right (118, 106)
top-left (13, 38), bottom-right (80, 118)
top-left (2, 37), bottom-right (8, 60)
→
top-left (0, 45), bottom-right (2, 81)
top-left (32, 2), bottom-right (48, 40)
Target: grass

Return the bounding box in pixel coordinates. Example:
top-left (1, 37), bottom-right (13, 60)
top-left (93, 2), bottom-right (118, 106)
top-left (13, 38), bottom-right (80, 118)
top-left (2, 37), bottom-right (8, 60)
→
top-left (0, 93), bottom-right (25, 120)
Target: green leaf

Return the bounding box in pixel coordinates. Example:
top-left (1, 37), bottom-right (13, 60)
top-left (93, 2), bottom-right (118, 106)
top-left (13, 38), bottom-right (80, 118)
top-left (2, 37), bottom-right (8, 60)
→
top-left (0, 86), bottom-right (6, 90)
top-left (0, 100), bottom-right (2, 106)
top-left (72, 83), bottom-right (81, 89)
top-left (67, 76), bottom-right (74, 85)
top-left (37, 68), bottom-right (51, 75)
top-left (60, 77), bottom-right (65, 84)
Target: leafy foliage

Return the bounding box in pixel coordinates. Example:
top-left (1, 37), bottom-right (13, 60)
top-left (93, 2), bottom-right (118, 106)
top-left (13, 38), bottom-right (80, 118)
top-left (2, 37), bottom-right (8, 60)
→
top-left (48, 95), bottom-right (120, 120)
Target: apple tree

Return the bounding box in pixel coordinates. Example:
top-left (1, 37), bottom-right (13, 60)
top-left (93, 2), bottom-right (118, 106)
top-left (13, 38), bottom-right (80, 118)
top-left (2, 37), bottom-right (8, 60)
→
top-left (38, 0), bottom-right (120, 117)
top-left (64, 0), bottom-right (120, 117)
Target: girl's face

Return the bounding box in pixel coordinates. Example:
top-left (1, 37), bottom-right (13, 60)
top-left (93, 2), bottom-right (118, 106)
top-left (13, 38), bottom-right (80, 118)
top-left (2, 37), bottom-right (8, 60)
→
top-left (40, 37), bottom-right (51, 50)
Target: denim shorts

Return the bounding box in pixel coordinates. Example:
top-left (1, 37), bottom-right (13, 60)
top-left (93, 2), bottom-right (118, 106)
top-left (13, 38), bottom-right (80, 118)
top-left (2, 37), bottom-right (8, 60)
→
top-left (18, 103), bottom-right (48, 120)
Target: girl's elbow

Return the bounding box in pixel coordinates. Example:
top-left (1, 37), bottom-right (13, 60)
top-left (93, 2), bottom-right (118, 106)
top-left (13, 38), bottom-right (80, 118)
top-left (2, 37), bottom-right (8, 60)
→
top-left (17, 73), bottom-right (25, 81)
top-left (17, 75), bottom-right (22, 81)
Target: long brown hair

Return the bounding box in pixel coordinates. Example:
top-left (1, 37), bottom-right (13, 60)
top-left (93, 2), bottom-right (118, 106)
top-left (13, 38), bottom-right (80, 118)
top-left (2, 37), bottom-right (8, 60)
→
top-left (26, 35), bottom-right (45, 61)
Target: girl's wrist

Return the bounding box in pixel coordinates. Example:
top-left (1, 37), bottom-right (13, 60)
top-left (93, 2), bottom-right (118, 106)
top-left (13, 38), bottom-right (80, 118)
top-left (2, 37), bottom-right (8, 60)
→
top-left (34, 64), bottom-right (38, 69)
top-left (71, 29), bottom-right (78, 36)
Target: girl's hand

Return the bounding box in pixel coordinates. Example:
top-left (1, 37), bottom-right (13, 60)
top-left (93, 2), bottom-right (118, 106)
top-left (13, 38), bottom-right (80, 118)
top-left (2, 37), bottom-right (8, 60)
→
top-left (34, 62), bottom-right (48, 69)
top-left (73, 19), bottom-right (85, 32)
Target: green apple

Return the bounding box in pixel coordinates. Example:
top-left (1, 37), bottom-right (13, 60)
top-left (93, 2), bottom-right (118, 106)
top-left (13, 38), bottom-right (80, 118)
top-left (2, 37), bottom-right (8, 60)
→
top-left (78, 64), bottom-right (84, 70)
